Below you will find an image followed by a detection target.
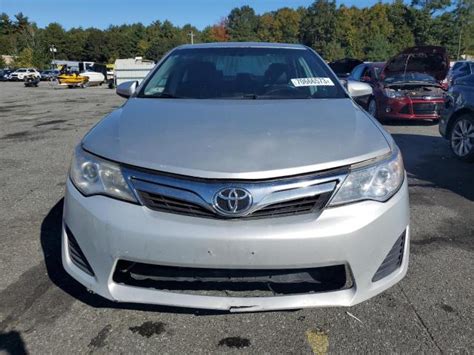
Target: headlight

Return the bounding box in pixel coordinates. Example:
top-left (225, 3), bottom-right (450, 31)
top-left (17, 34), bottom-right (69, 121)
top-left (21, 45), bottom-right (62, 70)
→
top-left (69, 146), bottom-right (137, 202)
top-left (329, 148), bottom-right (404, 206)
top-left (383, 88), bottom-right (404, 98)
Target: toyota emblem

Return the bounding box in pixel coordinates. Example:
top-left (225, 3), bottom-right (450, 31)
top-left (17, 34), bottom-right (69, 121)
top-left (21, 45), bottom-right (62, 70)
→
top-left (213, 188), bottom-right (253, 216)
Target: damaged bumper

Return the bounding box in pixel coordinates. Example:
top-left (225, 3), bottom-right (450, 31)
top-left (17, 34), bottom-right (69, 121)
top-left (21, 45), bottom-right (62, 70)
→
top-left (62, 178), bottom-right (410, 312)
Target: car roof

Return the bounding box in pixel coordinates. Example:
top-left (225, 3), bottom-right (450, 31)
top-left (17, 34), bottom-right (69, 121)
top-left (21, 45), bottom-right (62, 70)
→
top-left (175, 42), bottom-right (307, 50)
top-left (366, 62), bottom-right (385, 68)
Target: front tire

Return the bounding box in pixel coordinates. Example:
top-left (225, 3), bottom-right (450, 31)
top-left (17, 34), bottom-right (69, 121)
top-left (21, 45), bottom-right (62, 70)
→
top-left (367, 97), bottom-right (377, 118)
top-left (450, 114), bottom-right (474, 162)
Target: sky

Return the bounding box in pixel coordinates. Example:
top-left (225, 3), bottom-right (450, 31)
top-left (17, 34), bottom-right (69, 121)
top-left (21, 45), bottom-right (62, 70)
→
top-left (0, 0), bottom-right (398, 30)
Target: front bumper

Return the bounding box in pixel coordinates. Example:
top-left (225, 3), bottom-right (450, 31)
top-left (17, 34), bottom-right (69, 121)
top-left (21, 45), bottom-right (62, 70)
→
top-left (62, 178), bottom-right (410, 312)
top-left (378, 97), bottom-right (444, 120)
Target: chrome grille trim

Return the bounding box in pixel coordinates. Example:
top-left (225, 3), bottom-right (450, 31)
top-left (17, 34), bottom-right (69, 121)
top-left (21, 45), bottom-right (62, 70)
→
top-left (122, 166), bottom-right (348, 219)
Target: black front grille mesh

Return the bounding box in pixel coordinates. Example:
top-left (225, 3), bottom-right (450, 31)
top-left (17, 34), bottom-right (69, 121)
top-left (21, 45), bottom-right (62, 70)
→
top-left (66, 225), bottom-right (94, 276)
top-left (412, 103), bottom-right (441, 115)
top-left (372, 231), bottom-right (406, 282)
top-left (113, 260), bottom-right (351, 296)
top-left (139, 191), bottom-right (332, 219)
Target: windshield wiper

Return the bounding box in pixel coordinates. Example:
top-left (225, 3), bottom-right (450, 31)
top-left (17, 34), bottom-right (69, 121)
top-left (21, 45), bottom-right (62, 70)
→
top-left (242, 94), bottom-right (259, 99)
top-left (147, 92), bottom-right (183, 99)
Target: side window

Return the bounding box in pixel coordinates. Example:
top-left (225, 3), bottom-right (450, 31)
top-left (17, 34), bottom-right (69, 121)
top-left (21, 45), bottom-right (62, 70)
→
top-left (351, 65), bottom-right (365, 81)
top-left (362, 67), bottom-right (372, 79)
top-left (452, 62), bottom-right (462, 71)
top-left (458, 63), bottom-right (469, 75)
top-left (373, 67), bottom-right (381, 79)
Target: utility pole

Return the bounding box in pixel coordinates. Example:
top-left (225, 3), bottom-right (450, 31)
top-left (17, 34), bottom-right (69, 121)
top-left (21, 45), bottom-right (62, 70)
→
top-left (188, 31), bottom-right (194, 45)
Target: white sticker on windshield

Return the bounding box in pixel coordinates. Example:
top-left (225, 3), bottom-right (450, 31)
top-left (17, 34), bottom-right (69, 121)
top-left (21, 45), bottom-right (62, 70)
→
top-left (291, 77), bottom-right (334, 87)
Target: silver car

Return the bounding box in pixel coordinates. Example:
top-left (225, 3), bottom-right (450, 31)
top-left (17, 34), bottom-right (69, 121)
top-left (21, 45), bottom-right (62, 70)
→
top-left (63, 42), bottom-right (409, 312)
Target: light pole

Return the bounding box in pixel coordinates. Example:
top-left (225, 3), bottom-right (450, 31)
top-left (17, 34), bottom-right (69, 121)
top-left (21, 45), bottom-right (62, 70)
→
top-left (49, 44), bottom-right (57, 69)
top-left (188, 31), bottom-right (194, 45)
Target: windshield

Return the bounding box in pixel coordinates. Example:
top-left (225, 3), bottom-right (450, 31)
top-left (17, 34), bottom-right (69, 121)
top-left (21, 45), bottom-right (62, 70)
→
top-left (384, 72), bottom-right (437, 85)
top-left (140, 47), bottom-right (345, 99)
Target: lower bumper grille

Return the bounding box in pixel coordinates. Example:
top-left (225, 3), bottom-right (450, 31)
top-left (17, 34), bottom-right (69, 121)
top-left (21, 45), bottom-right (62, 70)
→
top-left (113, 260), bottom-right (352, 297)
top-left (65, 225), bottom-right (94, 276)
top-left (372, 231), bottom-right (405, 282)
top-left (412, 103), bottom-right (442, 115)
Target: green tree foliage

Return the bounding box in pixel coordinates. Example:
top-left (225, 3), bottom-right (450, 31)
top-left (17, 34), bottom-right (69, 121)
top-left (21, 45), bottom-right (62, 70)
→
top-left (13, 47), bottom-right (33, 67)
top-left (300, 0), bottom-right (338, 59)
top-left (0, 0), bottom-right (472, 69)
top-left (227, 6), bottom-right (259, 41)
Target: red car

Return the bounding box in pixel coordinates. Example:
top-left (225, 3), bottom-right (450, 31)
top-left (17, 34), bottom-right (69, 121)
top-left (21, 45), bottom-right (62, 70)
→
top-left (349, 46), bottom-right (449, 121)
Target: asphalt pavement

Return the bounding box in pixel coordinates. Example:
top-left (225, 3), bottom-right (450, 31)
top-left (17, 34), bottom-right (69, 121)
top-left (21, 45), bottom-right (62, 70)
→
top-left (0, 82), bottom-right (472, 354)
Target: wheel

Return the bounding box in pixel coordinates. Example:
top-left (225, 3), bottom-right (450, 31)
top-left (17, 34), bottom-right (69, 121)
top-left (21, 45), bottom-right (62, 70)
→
top-left (367, 97), bottom-right (377, 118)
top-left (450, 114), bottom-right (474, 162)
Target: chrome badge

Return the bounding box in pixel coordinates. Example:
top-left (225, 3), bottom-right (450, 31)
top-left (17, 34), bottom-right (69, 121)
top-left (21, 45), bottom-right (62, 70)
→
top-left (213, 188), bottom-right (252, 216)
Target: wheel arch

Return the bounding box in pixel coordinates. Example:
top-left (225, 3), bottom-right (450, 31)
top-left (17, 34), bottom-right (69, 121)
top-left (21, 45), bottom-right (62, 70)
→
top-left (446, 108), bottom-right (474, 137)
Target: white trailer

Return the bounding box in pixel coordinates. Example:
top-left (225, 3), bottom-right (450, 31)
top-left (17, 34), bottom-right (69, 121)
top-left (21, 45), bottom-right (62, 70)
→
top-left (113, 57), bottom-right (155, 87)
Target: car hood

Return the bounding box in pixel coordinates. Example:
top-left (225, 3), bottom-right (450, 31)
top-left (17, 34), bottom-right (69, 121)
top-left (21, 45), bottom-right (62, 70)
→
top-left (381, 46), bottom-right (449, 81)
top-left (82, 98), bottom-right (391, 179)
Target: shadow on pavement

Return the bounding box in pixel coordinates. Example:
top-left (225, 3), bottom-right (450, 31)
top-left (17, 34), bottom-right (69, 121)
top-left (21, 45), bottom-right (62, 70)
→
top-left (382, 119), bottom-right (439, 127)
top-left (0, 331), bottom-right (27, 355)
top-left (391, 133), bottom-right (474, 201)
top-left (40, 199), bottom-right (223, 315)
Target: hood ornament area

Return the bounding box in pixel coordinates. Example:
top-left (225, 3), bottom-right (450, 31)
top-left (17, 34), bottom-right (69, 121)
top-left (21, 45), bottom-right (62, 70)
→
top-left (213, 188), bottom-right (253, 216)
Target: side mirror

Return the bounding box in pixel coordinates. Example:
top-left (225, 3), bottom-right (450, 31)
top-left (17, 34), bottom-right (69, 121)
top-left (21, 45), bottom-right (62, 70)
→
top-left (360, 76), bottom-right (371, 82)
top-left (346, 80), bottom-right (373, 98)
top-left (116, 80), bottom-right (138, 98)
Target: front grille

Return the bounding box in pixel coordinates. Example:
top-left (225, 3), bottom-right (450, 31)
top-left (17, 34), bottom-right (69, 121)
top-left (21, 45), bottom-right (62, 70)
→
top-left (65, 225), bottom-right (94, 276)
top-left (113, 260), bottom-right (351, 297)
top-left (139, 190), bottom-right (333, 219)
top-left (140, 191), bottom-right (214, 218)
top-left (372, 231), bottom-right (406, 282)
top-left (412, 103), bottom-right (441, 115)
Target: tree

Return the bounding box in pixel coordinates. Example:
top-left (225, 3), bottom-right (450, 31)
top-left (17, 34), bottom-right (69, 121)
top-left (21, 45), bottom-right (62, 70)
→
top-left (334, 5), bottom-right (364, 58)
top-left (411, 0), bottom-right (452, 14)
top-left (227, 6), bottom-right (259, 41)
top-left (39, 23), bottom-right (67, 58)
top-left (13, 47), bottom-right (33, 67)
top-left (300, 0), bottom-right (338, 59)
top-left (274, 8), bottom-right (301, 43)
top-left (257, 8), bottom-right (301, 43)
top-left (83, 28), bottom-right (109, 62)
top-left (388, 0), bottom-right (415, 54)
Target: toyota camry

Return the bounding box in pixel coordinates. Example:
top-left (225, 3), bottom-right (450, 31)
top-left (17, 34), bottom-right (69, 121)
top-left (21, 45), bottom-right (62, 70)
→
top-left (63, 42), bottom-right (409, 312)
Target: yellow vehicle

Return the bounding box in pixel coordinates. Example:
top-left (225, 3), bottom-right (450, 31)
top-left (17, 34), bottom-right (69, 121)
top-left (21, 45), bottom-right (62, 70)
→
top-left (57, 65), bottom-right (89, 88)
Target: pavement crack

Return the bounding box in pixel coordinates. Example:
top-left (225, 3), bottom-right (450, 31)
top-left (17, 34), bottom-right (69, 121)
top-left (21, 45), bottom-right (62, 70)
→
top-left (398, 284), bottom-right (442, 353)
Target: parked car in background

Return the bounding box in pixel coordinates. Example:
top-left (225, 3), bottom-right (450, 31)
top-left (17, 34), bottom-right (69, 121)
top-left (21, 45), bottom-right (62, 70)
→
top-left (439, 74), bottom-right (474, 161)
top-left (40, 69), bottom-right (60, 80)
top-left (350, 46), bottom-right (449, 121)
top-left (0, 69), bottom-right (13, 81)
top-left (63, 42), bottom-right (409, 312)
top-left (447, 61), bottom-right (474, 87)
top-left (329, 58), bottom-right (363, 79)
top-left (8, 68), bottom-right (40, 81)
top-left (348, 62), bottom-right (385, 109)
